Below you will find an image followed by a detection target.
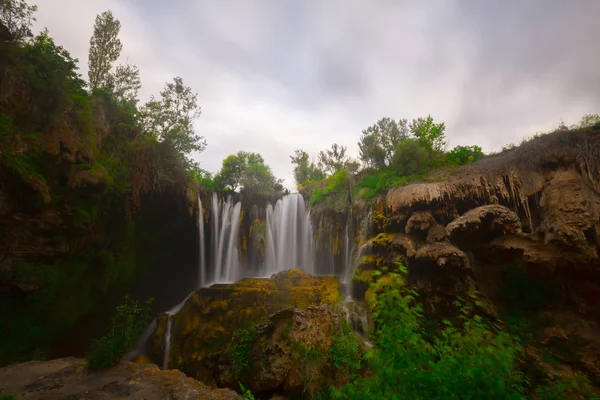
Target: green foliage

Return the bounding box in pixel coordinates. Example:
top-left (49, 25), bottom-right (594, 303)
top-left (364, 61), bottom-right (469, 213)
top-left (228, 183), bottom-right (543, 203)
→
top-left (353, 170), bottom-right (420, 200)
top-left (409, 114), bottom-right (446, 155)
top-left (328, 327), bottom-right (362, 379)
top-left (446, 145), bottom-right (485, 166)
top-left (0, 391), bottom-right (16, 400)
top-left (86, 296), bottom-right (153, 370)
top-left (310, 169), bottom-right (348, 209)
top-left (391, 138), bottom-right (430, 175)
top-left (140, 76), bottom-right (206, 157)
top-left (335, 279), bottom-right (527, 399)
top-left (290, 149), bottom-right (324, 186)
top-left (0, 0), bottom-right (37, 42)
top-left (214, 151), bottom-right (283, 200)
top-left (88, 10), bottom-right (122, 90)
top-left (318, 143), bottom-right (350, 175)
top-left (358, 117), bottom-right (409, 168)
top-left (238, 383), bottom-right (256, 400)
top-left (230, 324), bottom-right (259, 379)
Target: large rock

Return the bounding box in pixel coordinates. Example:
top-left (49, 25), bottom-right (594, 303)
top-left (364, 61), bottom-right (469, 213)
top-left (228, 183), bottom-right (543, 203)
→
top-left (151, 268), bottom-right (340, 381)
top-left (446, 205), bottom-right (522, 246)
top-left (0, 357), bottom-right (242, 400)
top-left (213, 305), bottom-right (362, 398)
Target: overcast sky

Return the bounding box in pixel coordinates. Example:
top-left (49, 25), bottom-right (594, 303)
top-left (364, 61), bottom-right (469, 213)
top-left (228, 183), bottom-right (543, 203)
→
top-left (33, 0), bottom-right (600, 189)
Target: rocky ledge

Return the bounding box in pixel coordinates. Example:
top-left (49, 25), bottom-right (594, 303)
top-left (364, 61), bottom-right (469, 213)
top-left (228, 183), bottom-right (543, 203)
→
top-left (0, 357), bottom-right (242, 400)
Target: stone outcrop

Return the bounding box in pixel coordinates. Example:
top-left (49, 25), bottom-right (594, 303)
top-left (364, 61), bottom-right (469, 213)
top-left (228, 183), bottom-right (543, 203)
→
top-left (0, 357), bottom-right (242, 400)
top-left (150, 268), bottom-right (340, 382)
top-left (213, 305), bottom-right (362, 398)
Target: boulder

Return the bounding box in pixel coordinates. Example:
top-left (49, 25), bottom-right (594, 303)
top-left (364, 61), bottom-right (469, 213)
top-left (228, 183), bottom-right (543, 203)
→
top-left (214, 304), bottom-right (362, 398)
top-left (151, 268), bottom-right (340, 382)
top-left (405, 210), bottom-right (436, 235)
top-left (0, 357), bottom-right (242, 400)
top-left (446, 205), bottom-right (522, 246)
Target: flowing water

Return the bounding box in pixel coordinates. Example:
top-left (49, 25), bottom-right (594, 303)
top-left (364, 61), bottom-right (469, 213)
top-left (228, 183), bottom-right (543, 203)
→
top-left (132, 193), bottom-right (373, 367)
top-left (264, 194), bottom-right (314, 276)
top-left (198, 195), bottom-right (206, 287)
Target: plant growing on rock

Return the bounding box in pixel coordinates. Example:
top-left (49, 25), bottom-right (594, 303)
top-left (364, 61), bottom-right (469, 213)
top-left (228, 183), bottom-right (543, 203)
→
top-left (229, 324), bottom-right (259, 379)
top-left (86, 296), bottom-right (153, 370)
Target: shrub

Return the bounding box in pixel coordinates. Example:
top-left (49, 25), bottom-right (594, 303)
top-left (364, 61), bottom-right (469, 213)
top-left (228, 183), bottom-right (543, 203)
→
top-left (229, 324), bottom-right (259, 379)
top-left (310, 169), bottom-right (349, 209)
top-left (328, 326), bottom-right (362, 382)
top-left (86, 296), bottom-right (153, 370)
top-left (0, 392), bottom-right (16, 400)
top-left (391, 138), bottom-right (430, 175)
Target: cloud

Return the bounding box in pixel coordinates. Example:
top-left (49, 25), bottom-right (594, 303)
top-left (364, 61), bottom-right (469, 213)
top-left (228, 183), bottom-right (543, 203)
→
top-left (33, 0), bottom-right (600, 190)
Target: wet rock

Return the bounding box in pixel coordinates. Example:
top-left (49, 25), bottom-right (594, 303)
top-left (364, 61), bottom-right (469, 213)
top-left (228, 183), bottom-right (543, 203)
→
top-left (215, 304), bottom-right (362, 399)
top-left (0, 357), bottom-right (242, 400)
top-left (151, 268), bottom-right (340, 381)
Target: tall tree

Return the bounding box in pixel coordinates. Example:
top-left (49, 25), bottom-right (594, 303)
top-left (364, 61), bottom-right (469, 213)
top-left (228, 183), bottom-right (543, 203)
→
top-left (140, 76), bottom-right (206, 157)
top-left (106, 63), bottom-right (141, 104)
top-left (290, 149), bottom-right (323, 185)
top-left (318, 143), bottom-right (349, 175)
top-left (358, 117), bottom-right (408, 168)
top-left (88, 10), bottom-right (122, 90)
top-left (409, 115), bottom-right (446, 154)
top-left (0, 0), bottom-right (37, 42)
top-left (215, 151), bottom-right (282, 196)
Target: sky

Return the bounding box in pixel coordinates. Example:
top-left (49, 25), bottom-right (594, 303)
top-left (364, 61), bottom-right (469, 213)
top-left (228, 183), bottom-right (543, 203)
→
top-left (33, 0), bottom-right (600, 189)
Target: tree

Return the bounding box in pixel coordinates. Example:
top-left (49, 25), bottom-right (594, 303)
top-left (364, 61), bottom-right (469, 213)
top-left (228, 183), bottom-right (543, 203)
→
top-left (140, 76), bottom-right (206, 157)
top-left (215, 151), bottom-right (282, 197)
top-left (446, 145), bottom-right (485, 166)
top-left (391, 139), bottom-right (429, 176)
top-left (319, 143), bottom-right (349, 175)
top-left (88, 10), bottom-right (122, 90)
top-left (577, 113), bottom-right (600, 129)
top-left (358, 117), bottom-right (408, 169)
top-left (0, 0), bottom-right (37, 42)
top-left (106, 63), bottom-right (141, 104)
top-left (290, 149), bottom-right (324, 185)
top-left (409, 115), bottom-right (446, 155)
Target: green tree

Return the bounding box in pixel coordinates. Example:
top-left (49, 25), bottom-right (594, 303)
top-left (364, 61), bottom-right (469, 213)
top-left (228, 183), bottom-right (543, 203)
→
top-left (318, 143), bottom-right (349, 175)
top-left (446, 145), bottom-right (485, 166)
top-left (88, 10), bottom-right (122, 90)
top-left (391, 138), bottom-right (429, 176)
top-left (215, 151), bottom-right (282, 197)
top-left (358, 117), bottom-right (408, 169)
top-left (576, 113), bottom-right (600, 129)
top-left (139, 76), bottom-right (206, 158)
top-left (106, 63), bottom-right (141, 104)
top-left (409, 114), bottom-right (446, 157)
top-left (290, 149), bottom-right (324, 185)
top-left (0, 0), bottom-right (37, 42)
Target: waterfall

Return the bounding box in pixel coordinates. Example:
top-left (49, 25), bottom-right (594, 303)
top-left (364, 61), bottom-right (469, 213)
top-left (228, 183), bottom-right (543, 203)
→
top-left (208, 194), bottom-right (243, 284)
top-left (198, 195), bottom-right (206, 287)
top-left (264, 194), bottom-right (314, 275)
top-left (342, 224), bottom-right (356, 300)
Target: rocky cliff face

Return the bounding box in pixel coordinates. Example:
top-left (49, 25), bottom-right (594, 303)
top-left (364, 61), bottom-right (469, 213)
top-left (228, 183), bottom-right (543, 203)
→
top-left (352, 127), bottom-right (600, 385)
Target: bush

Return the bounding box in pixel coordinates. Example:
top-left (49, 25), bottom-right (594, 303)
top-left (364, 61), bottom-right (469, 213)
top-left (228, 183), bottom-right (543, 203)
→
top-left (86, 296), bottom-right (153, 370)
top-left (328, 326), bottom-right (362, 382)
top-left (391, 138), bottom-right (430, 176)
top-left (310, 169), bottom-right (349, 209)
top-left (0, 392), bottom-right (16, 400)
top-left (229, 324), bottom-right (259, 379)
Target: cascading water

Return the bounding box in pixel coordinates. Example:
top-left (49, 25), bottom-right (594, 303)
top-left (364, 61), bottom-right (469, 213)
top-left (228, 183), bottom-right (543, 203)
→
top-left (264, 194), bottom-right (314, 276)
top-left (212, 195), bottom-right (242, 283)
top-left (198, 195), bottom-right (206, 287)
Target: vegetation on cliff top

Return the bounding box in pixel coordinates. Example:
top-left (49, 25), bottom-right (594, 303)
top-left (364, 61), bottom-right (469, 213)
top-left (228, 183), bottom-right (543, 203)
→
top-left (0, 1), bottom-right (205, 365)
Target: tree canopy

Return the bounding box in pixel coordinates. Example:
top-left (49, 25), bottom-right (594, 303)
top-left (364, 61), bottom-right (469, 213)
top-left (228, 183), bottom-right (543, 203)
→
top-left (88, 10), bottom-right (122, 90)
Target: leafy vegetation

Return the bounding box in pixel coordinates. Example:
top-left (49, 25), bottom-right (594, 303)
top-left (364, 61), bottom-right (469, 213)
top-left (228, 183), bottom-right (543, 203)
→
top-left (0, 391), bottom-right (16, 400)
top-left (0, 1), bottom-right (206, 365)
top-left (330, 268), bottom-right (598, 400)
top-left (86, 296), bottom-right (153, 370)
top-left (229, 324), bottom-right (259, 379)
top-left (328, 325), bottom-right (362, 383)
top-left (310, 169), bottom-right (349, 209)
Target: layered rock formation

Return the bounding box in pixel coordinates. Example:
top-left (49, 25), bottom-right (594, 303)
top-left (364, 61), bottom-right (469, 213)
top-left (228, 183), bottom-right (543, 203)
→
top-left (0, 357), bottom-right (242, 400)
top-left (350, 127), bottom-right (600, 384)
top-left (150, 269), bottom-right (341, 385)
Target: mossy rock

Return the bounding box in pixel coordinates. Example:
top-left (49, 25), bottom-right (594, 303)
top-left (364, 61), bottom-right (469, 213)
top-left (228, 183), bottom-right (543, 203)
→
top-left (151, 268), bottom-right (340, 380)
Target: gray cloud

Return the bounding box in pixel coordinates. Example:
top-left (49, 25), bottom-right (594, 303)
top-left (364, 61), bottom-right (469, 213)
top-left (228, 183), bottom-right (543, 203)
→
top-left (33, 0), bottom-right (600, 189)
